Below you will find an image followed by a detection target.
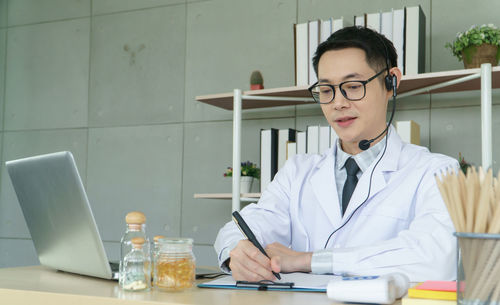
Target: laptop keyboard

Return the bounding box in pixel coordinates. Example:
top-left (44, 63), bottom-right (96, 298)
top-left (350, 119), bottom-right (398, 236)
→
top-left (109, 262), bottom-right (119, 272)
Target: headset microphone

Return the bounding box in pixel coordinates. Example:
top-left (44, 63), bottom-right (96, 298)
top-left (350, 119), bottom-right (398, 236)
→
top-left (358, 91), bottom-right (396, 151)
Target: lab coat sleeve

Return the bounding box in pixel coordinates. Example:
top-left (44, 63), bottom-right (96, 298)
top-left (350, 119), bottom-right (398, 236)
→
top-left (325, 159), bottom-right (459, 282)
top-left (213, 158), bottom-right (296, 271)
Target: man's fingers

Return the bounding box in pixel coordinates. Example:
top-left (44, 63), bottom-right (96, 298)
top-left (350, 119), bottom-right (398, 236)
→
top-left (230, 254), bottom-right (276, 281)
top-left (229, 240), bottom-right (276, 281)
top-left (245, 246), bottom-right (272, 269)
top-left (270, 256), bottom-right (281, 273)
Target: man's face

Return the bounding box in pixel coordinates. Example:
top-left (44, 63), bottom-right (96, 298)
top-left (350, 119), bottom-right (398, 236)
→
top-left (317, 48), bottom-right (390, 154)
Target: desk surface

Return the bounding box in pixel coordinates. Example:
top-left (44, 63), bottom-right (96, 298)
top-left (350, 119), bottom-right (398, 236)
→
top-left (0, 266), bottom-right (347, 305)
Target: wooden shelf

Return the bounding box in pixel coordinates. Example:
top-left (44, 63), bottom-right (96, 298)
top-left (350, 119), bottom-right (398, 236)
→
top-left (196, 66), bottom-right (500, 110)
top-left (194, 193), bottom-right (261, 199)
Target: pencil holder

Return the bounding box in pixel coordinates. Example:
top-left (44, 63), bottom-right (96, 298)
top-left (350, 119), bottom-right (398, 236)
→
top-left (455, 232), bottom-right (500, 305)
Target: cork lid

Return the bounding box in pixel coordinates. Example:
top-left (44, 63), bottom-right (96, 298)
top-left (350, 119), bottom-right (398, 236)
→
top-left (154, 235), bottom-right (166, 242)
top-left (131, 237), bottom-right (145, 245)
top-left (125, 211), bottom-right (146, 224)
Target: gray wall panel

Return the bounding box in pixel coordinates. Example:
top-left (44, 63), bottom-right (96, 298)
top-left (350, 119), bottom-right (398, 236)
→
top-left (5, 19), bottom-right (89, 130)
top-left (7, 0), bottom-right (90, 26)
top-left (86, 125), bottom-right (183, 243)
top-left (184, 0), bottom-right (297, 122)
top-left (89, 5), bottom-right (186, 127)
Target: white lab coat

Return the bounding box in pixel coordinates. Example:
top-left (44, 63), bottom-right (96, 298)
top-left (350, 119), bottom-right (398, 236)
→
top-left (214, 127), bottom-right (458, 281)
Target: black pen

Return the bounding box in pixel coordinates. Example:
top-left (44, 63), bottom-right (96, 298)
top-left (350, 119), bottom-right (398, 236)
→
top-left (232, 211), bottom-right (281, 280)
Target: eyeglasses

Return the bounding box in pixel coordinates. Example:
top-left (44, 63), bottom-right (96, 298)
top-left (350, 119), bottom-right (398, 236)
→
top-left (308, 69), bottom-right (386, 104)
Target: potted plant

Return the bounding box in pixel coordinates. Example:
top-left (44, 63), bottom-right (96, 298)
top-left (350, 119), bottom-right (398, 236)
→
top-left (446, 24), bottom-right (500, 69)
top-left (223, 161), bottom-right (260, 193)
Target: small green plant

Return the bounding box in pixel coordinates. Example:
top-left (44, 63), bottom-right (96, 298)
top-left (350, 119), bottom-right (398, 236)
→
top-left (445, 24), bottom-right (500, 62)
top-left (223, 161), bottom-right (260, 179)
top-left (459, 152), bottom-right (472, 174)
top-left (250, 70), bottom-right (264, 90)
top-left (250, 71), bottom-right (263, 86)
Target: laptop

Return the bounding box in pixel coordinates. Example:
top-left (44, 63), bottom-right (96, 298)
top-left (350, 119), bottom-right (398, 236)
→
top-left (6, 151), bottom-right (119, 280)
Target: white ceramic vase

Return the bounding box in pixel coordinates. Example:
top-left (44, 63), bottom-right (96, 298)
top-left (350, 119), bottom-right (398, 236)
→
top-left (240, 176), bottom-right (254, 194)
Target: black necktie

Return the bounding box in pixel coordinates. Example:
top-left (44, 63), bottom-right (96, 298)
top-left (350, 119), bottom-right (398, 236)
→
top-left (342, 157), bottom-right (359, 215)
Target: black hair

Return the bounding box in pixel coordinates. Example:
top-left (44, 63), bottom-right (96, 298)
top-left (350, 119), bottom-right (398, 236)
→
top-left (312, 26), bottom-right (398, 77)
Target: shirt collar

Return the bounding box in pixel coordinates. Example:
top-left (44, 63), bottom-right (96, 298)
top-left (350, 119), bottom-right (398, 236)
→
top-left (335, 136), bottom-right (386, 173)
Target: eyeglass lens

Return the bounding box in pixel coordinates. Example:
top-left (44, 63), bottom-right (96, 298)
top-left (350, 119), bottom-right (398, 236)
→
top-left (310, 81), bottom-right (365, 103)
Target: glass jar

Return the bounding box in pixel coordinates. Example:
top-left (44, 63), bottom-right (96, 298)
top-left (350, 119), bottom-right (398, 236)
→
top-left (119, 211), bottom-right (151, 288)
top-left (121, 237), bottom-right (151, 291)
top-left (152, 235), bottom-right (165, 282)
top-left (154, 238), bottom-right (196, 291)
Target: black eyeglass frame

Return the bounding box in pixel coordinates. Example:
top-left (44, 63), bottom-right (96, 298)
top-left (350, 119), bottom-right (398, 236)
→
top-left (308, 69), bottom-right (386, 104)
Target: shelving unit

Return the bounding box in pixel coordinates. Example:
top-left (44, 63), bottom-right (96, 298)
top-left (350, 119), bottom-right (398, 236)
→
top-left (194, 64), bottom-right (500, 212)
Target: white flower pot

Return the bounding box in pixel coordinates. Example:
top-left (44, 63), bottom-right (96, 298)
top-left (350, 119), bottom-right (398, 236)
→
top-left (240, 176), bottom-right (254, 194)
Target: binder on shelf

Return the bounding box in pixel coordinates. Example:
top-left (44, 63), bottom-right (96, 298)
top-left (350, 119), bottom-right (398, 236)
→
top-left (295, 22), bottom-right (309, 86)
top-left (405, 5), bottom-right (426, 75)
top-left (366, 12), bottom-right (381, 32)
top-left (320, 18), bottom-right (332, 43)
top-left (333, 17), bottom-right (351, 33)
top-left (306, 125), bottom-right (320, 154)
top-left (354, 14), bottom-right (366, 27)
top-left (380, 10), bottom-right (393, 41)
top-left (396, 120), bottom-right (420, 145)
top-left (260, 129), bottom-right (278, 193)
top-left (319, 126), bottom-right (331, 154)
top-left (286, 142), bottom-right (297, 161)
top-left (278, 129), bottom-right (297, 170)
top-left (392, 8), bottom-right (406, 74)
top-left (296, 131), bottom-right (307, 155)
top-left (308, 20), bottom-right (320, 85)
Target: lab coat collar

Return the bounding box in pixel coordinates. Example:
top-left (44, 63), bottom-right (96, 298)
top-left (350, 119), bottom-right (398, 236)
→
top-left (310, 125), bottom-right (402, 226)
top-left (311, 146), bottom-right (342, 228)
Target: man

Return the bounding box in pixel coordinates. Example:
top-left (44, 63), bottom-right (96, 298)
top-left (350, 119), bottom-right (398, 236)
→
top-left (214, 26), bottom-right (457, 282)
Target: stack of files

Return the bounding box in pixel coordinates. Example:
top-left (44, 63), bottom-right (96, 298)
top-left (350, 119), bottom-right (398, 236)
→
top-left (402, 281), bottom-right (456, 305)
top-left (261, 125), bottom-right (337, 192)
top-left (294, 17), bottom-right (351, 86)
top-left (306, 125), bottom-right (337, 154)
top-left (354, 5), bottom-right (425, 75)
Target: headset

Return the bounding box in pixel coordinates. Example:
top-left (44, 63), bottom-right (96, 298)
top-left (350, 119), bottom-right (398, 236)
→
top-left (323, 30), bottom-right (398, 249)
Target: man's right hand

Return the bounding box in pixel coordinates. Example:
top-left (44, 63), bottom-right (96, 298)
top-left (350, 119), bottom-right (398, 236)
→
top-left (228, 239), bottom-right (280, 281)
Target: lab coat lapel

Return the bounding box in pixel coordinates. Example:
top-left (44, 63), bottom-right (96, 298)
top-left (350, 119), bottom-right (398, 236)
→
top-left (343, 127), bottom-right (402, 218)
top-left (310, 148), bottom-right (342, 227)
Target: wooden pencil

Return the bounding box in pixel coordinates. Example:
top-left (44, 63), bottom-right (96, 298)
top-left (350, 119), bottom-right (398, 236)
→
top-left (435, 166), bottom-right (500, 303)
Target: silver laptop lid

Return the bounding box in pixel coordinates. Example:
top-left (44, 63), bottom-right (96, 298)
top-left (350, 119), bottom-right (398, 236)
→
top-left (6, 151), bottom-right (114, 279)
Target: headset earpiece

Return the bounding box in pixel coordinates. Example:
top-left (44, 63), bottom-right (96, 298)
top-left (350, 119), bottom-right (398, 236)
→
top-left (384, 73), bottom-right (397, 97)
top-left (384, 74), bottom-right (393, 91)
top-left (392, 74), bottom-right (397, 97)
